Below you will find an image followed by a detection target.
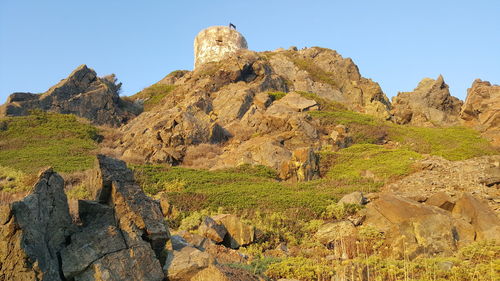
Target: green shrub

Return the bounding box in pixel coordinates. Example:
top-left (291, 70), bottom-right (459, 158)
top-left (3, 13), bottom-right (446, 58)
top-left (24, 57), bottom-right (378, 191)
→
top-left (267, 91), bottom-right (287, 101)
top-left (0, 112), bottom-right (99, 173)
top-left (0, 165), bottom-right (29, 192)
top-left (128, 84), bottom-right (175, 111)
top-left (326, 144), bottom-right (423, 182)
top-left (388, 125), bottom-right (497, 160)
top-left (66, 184), bottom-right (91, 200)
top-left (265, 257), bottom-right (334, 281)
top-left (322, 202), bottom-right (363, 220)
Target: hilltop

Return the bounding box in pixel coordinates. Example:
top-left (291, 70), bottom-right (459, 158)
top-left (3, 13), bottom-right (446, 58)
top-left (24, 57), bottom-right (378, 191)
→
top-left (0, 41), bottom-right (499, 281)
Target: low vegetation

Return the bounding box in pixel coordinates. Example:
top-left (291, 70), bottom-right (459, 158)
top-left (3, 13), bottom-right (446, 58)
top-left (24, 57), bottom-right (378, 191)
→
top-left (127, 84), bottom-right (175, 111)
top-left (0, 111), bottom-right (99, 175)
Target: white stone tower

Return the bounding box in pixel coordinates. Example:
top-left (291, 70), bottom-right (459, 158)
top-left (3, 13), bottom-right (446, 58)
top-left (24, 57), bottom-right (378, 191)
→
top-left (194, 26), bottom-right (248, 68)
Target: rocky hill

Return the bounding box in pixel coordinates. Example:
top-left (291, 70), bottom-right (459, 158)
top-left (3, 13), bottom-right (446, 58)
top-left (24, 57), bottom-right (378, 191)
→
top-left (0, 41), bottom-right (499, 281)
top-left (0, 65), bottom-right (140, 127)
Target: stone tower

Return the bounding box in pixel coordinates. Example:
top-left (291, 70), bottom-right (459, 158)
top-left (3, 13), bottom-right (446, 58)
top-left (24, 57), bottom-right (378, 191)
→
top-left (194, 26), bottom-right (248, 68)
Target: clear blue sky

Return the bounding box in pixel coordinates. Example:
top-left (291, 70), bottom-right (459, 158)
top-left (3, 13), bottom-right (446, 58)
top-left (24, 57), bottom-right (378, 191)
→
top-left (1, 0), bottom-right (499, 103)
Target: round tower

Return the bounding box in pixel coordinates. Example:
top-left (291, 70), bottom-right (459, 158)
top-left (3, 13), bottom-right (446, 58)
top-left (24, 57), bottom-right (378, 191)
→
top-left (194, 26), bottom-right (248, 68)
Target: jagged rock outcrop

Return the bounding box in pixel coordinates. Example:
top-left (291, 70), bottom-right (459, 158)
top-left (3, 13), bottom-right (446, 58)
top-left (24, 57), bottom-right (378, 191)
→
top-left (460, 79), bottom-right (500, 147)
top-left (0, 156), bottom-right (170, 281)
top-left (364, 193), bottom-right (476, 259)
top-left (0, 168), bottom-right (73, 281)
top-left (118, 47), bottom-right (391, 177)
top-left (0, 65), bottom-right (139, 127)
top-left (364, 191), bottom-right (500, 259)
top-left (391, 75), bottom-right (463, 126)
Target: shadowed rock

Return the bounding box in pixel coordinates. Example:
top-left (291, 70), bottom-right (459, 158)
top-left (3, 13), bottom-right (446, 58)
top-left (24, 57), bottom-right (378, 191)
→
top-left (0, 65), bottom-right (139, 127)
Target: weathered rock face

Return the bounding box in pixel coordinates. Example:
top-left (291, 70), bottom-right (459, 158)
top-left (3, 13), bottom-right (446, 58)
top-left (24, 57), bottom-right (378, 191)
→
top-left (0, 168), bottom-right (72, 281)
top-left (364, 191), bottom-right (500, 259)
top-left (0, 65), bottom-right (139, 127)
top-left (279, 147), bottom-right (320, 181)
top-left (212, 214), bottom-right (256, 249)
top-left (314, 221), bottom-right (358, 259)
top-left (194, 26), bottom-right (248, 68)
top-left (118, 47), bottom-right (392, 177)
top-left (460, 79), bottom-right (500, 147)
top-left (391, 75), bottom-right (463, 126)
top-left (268, 48), bottom-right (391, 119)
top-left (0, 156), bottom-right (170, 281)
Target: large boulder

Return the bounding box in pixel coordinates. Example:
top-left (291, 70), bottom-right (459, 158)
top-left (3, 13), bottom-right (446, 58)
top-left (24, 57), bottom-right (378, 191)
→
top-left (460, 79), bottom-right (500, 147)
top-left (391, 75), bottom-right (463, 126)
top-left (451, 193), bottom-right (500, 241)
top-left (212, 214), bottom-right (256, 249)
top-left (0, 168), bottom-right (73, 281)
top-left (314, 221), bottom-right (358, 259)
top-left (90, 154), bottom-right (170, 256)
top-left (0, 65), bottom-right (139, 126)
top-left (364, 193), bottom-right (476, 259)
top-left (279, 147), bottom-right (320, 181)
top-left (164, 243), bottom-right (214, 281)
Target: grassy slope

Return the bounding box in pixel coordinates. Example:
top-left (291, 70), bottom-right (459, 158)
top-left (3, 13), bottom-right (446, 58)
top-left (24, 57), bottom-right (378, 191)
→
top-left (0, 111), bottom-right (99, 191)
top-left (126, 84), bottom-right (175, 111)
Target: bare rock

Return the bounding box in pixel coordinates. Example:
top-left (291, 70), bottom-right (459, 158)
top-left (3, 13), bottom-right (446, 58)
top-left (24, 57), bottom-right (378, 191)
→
top-left (426, 192), bottom-right (455, 211)
top-left (61, 225), bottom-right (127, 279)
top-left (391, 75), bottom-right (463, 126)
top-left (199, 217), bottom-right (228, 243)
top-left (91, 154), bottom-right (170, 256)
top-left (460, 79), bottom-right (500, 147)
top-left (279, 147), bottom-right (319, 181)
top-left (164, 245), bottom-right (214, 281)
top-left (275, 92), bottom-right (318, 112)
top-left (364, 193), bottom-right (476, 258)
top-left (338, 191), bottom-right (367, 206)
top-left (0, 65), bottom-right (139, 127)
top-left (75, 244), bottom-right (164, 281)
top-left (452, 193), bottom-right (500, 240)
top-left (212, 214), bottom-right (255, 249)
top-left (314, 221), bottom-right (358, 259)
top-left (0, 168), bottom-right (73, 281)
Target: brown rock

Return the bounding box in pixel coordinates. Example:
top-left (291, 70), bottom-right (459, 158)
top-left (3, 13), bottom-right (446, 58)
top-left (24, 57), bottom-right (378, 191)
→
top-left (460, 79), bottom-right (500, 147)
top-left (364, 193), bottom-right (476, 258)
top-left (314, 221), bottom-right (358, 259)
top-left (426, 192), bottom-right (455, 211)
top-left (0, 65), bottom-right (139, 126)
top-left (275, 92), bottom-right (318, 112)
top-left (391, 75), bottom-right (463, 126)
top-left (164, 245), bottom-right (214, 281)
top-left (199, 217), bottom-right (228, 243)
top-left (212, 214), bottom-right (255, 249)
top-left (338, 191), bottom-right (367, 206)
top-left (452, 193), bottom-right (500, 241)
top-left (279, 147), bottom-right (319, 181)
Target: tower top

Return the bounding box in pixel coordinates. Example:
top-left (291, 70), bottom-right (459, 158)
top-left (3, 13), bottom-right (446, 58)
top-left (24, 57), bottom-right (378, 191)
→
top-left (194, 26), bottom-right (248, 68)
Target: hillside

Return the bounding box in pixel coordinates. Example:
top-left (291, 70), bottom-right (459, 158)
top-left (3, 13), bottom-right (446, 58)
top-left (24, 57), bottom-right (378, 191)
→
top-left (0, 40), bottom-right (498, 281)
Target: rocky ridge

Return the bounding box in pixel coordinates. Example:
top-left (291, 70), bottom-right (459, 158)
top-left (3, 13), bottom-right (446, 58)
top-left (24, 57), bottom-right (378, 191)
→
top-left (0, 65), bottom-right (139, 127)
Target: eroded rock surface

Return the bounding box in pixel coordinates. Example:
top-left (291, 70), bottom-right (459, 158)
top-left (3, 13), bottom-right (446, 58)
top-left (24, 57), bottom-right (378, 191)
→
top-left (0, 168), bottom-right (72, 281)
top-left (460, 79), bottom-right (500, 147)
top-left (0, 65), bottom-right (139, 127)
top-left (391, 75), bottom-right (463, 126)
top-left (0, 156), bottom-right (170, 281)
top-left (117, 47), bottom-right (393, 177)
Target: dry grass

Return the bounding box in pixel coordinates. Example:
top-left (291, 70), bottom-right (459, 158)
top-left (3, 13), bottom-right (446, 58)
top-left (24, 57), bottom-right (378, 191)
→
top-left (182, 143), bottom-right (223, 169)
